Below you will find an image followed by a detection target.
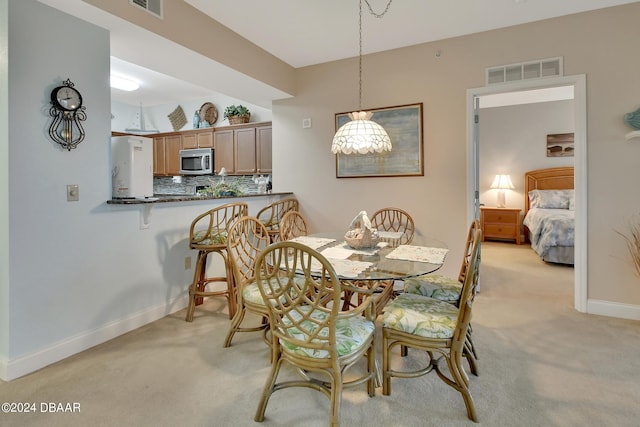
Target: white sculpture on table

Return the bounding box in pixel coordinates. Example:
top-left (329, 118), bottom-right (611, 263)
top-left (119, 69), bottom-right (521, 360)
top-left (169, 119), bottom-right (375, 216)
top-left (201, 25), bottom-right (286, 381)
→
top-left (344, 210), bottom-right (379, 248)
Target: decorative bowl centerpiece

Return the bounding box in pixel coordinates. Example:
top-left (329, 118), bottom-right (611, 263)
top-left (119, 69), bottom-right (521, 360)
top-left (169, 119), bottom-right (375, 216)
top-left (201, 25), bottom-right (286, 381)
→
top-left (344, 210), bottom-right (379, 249)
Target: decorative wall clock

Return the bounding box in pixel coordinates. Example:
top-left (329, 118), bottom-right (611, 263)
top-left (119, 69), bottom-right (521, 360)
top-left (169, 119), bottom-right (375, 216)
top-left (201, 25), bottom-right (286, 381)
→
top-left (48, 78), bottom-right (87, 151)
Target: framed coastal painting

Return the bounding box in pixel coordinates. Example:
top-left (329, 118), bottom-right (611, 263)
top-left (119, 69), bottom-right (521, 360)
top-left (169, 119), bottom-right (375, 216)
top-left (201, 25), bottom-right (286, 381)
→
top-left (334, 103), bottom-right (424, 178)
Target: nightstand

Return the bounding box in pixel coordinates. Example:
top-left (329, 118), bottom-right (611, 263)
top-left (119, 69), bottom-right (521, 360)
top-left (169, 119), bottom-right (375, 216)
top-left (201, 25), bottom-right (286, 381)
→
top-left (480, 207), bottom-right (521, 244)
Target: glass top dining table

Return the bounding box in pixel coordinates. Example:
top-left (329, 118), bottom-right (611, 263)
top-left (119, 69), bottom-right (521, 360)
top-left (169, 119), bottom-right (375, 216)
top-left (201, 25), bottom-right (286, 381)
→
top-left (288, 231), bottom-right (449, 281)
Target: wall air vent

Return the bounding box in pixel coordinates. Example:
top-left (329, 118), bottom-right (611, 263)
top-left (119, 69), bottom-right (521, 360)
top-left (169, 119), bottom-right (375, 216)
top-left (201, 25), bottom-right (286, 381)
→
top-left (486, 57), bottom-right (563, 86)
top-left (130, 0), bottom-right (163, 19)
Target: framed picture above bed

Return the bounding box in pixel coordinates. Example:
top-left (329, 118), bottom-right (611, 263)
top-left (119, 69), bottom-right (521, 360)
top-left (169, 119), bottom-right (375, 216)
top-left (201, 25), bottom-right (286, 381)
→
top-left (546, 133), bottom-right (574, 157)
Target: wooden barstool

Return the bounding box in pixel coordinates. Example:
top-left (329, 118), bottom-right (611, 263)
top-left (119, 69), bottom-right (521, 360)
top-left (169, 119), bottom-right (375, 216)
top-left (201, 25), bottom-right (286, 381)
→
top-left (185, 202), bottom-right (248, 322)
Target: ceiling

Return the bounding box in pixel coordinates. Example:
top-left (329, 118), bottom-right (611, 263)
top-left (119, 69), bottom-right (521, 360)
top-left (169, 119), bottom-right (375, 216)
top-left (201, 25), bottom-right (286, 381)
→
top-left (41, 0), bottom-right (638, 107)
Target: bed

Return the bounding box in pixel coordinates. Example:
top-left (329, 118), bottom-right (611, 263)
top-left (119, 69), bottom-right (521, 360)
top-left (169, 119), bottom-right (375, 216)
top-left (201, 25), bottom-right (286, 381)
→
top-left (522, 167), bottom-right (575, 265)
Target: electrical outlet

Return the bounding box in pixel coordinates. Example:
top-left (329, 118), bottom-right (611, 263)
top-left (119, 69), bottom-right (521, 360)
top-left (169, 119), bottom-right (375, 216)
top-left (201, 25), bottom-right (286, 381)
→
top-left (67, 184), bottom-right (79, 201)
top-left (184, 257), bottom-right (192, 270)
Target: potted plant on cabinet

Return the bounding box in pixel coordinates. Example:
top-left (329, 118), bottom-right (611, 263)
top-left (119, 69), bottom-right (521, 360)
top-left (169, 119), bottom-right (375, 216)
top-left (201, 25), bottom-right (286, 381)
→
top-left (223, 104), bottom-right (251, 125)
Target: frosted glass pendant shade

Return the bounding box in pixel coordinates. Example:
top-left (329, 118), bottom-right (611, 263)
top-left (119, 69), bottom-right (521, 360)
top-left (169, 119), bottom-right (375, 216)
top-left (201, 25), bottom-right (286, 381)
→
top-left (331, 111), bottom-right (392, 155)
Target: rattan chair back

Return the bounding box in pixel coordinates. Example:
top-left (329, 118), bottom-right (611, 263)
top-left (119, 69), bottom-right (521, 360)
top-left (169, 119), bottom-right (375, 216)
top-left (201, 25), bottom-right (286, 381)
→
top-left (256, 198), bottom-right (299, 242)
top-left (278, 211), bottom-right (309, 241)
top-left (370, 207), bottom-right (415, 246)
top-left (189, 202), bottom-right (248, 250)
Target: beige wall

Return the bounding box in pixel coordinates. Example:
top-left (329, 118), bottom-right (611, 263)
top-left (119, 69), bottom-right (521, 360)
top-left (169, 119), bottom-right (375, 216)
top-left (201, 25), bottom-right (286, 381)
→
top-left (272, 3), bottom-right (640, 309)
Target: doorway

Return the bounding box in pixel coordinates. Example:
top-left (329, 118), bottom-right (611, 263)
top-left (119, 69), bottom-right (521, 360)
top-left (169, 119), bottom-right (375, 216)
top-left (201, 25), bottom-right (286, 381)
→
top-left (466, 75), bottom-right (587, 313)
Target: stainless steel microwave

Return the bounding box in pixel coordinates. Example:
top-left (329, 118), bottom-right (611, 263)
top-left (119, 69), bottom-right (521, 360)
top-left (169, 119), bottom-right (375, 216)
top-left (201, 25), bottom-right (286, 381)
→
top-left (179, 148), bottom-right (214, 175)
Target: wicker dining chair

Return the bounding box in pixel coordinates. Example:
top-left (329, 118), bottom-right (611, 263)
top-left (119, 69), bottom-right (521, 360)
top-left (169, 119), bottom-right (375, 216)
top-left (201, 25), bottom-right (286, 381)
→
top-left (402, 219), bottom-right (482, 374)
top-left (185, 202), bottom-right (248, 322)
top-left (381, 228), bottom-right (482, 422)
top-left (253, 241), bottom-right (376, 427)
top-left (278, 210), bottom-right (309, 241)
top-left (223, 216), bottom-right (272, 348)
top-left (351, 207), bottom-right (415, 316)
top-left (256, 198), bottom-right (299, 242)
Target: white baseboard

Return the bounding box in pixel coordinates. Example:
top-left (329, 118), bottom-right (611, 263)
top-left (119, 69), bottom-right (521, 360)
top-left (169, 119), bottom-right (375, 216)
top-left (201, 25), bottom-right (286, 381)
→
top-left (0, 296), bottom-right (188, 382)
top-left (587, 299), bottom-right (640, 320)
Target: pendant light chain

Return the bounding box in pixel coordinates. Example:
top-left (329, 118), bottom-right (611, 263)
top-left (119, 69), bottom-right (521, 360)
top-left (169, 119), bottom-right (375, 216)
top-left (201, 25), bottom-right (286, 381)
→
top-left (359, 0), bottom-right (393, 110)
top-left (358, 0), bottom-right (363, 110)
top-left (331, 0), bottom-right (393, 155)
top-left (364, 0), bottom-right (393, 18)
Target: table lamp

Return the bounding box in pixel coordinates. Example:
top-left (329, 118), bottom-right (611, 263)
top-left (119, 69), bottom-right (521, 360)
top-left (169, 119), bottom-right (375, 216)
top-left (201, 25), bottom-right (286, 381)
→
top-left (490, 174), bottom-right (514, 208)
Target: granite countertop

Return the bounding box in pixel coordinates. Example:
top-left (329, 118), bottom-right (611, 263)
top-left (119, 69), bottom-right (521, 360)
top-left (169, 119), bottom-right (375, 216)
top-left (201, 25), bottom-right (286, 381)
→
top-left (107, 192), bottom-right (293, 205)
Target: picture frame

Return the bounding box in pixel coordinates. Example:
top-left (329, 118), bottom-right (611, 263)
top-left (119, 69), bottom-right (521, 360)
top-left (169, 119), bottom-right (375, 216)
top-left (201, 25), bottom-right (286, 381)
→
top-left (546, 132), bottom-right (574, 157)
top-left (335, 102), bottom-right (424, 178)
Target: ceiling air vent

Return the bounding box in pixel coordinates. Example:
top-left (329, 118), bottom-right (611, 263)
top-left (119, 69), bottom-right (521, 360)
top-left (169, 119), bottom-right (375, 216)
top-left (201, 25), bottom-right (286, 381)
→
top-left (486, 57), bottom-right (563, 85)
top-left (130, 0), bottom-right (163, 18)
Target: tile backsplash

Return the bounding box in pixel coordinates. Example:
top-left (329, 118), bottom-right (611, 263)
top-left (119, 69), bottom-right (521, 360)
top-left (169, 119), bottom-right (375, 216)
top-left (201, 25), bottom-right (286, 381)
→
top-left (153, 175), bottom-right (269, 196)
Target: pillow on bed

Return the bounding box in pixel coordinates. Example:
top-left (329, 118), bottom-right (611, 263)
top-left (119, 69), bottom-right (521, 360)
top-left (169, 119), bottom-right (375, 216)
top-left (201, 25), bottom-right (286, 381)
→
top-left (528, 189), bottom-right (574, 209)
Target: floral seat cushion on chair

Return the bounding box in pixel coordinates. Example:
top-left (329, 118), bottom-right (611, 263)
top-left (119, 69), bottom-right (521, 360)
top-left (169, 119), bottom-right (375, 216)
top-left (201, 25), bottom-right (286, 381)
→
top-left (281, 306), bottom-right (375, 359)
top-left (381, 293), bottom-right (459, 339)
top-left (242, 277), bottom-right (307, 306)
top-left (403, 274), bottom-right (462, 303)
top-left (192, 228), bottom-right (228, 246)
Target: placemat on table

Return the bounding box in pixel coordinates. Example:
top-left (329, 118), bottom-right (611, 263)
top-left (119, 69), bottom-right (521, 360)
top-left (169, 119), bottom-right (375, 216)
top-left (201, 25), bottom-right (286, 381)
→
top-left (289, 236), bottom-right (336, 250)
top-left (385, 245), bottom-right (449, 264)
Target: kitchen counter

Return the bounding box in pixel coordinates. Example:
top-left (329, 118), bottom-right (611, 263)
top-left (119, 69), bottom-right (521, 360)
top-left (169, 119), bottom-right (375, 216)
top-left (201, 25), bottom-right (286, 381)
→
top-left (107, 192), bottom-right (293, 205)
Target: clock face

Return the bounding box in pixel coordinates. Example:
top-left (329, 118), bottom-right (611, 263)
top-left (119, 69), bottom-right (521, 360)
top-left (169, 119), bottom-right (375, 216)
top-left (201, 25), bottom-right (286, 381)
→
top-left (53, 86), bottom-right (82, 111)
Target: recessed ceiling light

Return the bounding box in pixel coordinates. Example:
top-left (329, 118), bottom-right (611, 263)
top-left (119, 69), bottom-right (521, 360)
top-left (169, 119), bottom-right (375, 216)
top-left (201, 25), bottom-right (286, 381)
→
top-left (110, 75), bottom-right (139, 91)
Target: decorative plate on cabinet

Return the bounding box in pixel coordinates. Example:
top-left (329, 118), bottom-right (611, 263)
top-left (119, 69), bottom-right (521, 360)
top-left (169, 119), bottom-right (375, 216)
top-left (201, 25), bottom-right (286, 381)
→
top-left (199, 102), bottom-right (218, 125)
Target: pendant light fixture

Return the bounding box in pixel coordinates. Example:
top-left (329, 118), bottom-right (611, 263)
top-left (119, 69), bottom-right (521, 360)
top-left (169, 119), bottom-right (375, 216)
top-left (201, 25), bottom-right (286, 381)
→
top-left (331, 0), bottom-right (393, 155)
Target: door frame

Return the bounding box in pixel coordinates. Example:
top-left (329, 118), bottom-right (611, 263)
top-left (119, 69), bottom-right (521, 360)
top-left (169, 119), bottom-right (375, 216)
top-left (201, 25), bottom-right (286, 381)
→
top-left (466, 75), bottom-right (587, 313)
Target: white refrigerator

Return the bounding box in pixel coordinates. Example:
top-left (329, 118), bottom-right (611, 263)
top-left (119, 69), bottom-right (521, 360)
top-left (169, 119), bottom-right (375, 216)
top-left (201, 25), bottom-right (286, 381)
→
top-left (111, 135), bottom-right (154, 198)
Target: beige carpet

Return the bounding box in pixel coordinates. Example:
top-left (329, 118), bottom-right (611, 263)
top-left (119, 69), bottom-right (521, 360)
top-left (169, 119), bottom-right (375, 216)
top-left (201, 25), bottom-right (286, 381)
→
top-left (2, 242), bottom-right (639, 427)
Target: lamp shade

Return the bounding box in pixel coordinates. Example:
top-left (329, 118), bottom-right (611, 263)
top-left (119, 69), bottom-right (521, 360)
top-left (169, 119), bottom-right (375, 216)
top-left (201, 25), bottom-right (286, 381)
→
top-left (331, 111), bottom-right (392, 155)
top-left (490, 174), bottom-right (515, 190)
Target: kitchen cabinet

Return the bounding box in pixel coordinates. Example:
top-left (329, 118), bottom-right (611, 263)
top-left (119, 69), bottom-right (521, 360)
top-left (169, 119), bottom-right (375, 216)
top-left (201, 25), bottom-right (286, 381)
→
top-left (234, 127), bottom-right (257, 174)
top-left (256, 126), bottom-right (272, 174)
top-left (153, 134), bottom-right (181, 176)
top-left (181, 128), bottom-right (213, 149)
top-left (151, 122), bottom-right (271, 176)
top-left (214, 122), bottom-right (272, 175)
top-left (213, 129), bottom-right (235, 174)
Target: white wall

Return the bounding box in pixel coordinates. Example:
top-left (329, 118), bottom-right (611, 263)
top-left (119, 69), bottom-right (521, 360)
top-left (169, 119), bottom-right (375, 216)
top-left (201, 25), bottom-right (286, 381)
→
top-left (111, 98), bottom-right (272, 134)
top-left (479, 99), bottom-right (575, 212)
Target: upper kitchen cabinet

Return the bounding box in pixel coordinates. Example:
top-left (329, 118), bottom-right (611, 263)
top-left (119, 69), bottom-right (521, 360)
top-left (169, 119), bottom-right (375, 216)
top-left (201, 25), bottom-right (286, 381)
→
top-left (214, 122), bottom-right (272, 175)
top-left (153, 134), bottom-right (181, 176)
top-left (181, 128), bottom-right (213, 149)
top-left (213, 129), bottom-right (234, 174)
top-left (234, 127), bottom-right (257, 174)
top-left (256, 125), bottom-right (272, 174)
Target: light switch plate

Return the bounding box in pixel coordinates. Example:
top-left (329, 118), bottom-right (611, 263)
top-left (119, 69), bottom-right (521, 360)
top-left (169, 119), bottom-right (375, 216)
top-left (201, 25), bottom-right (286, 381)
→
top-left (67, 184), bottom-right (79, 201)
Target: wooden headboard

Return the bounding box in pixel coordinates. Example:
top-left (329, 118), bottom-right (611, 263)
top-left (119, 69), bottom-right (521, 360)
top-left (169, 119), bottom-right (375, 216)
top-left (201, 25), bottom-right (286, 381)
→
top-left (524, 167), bottom-right (574, 215)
